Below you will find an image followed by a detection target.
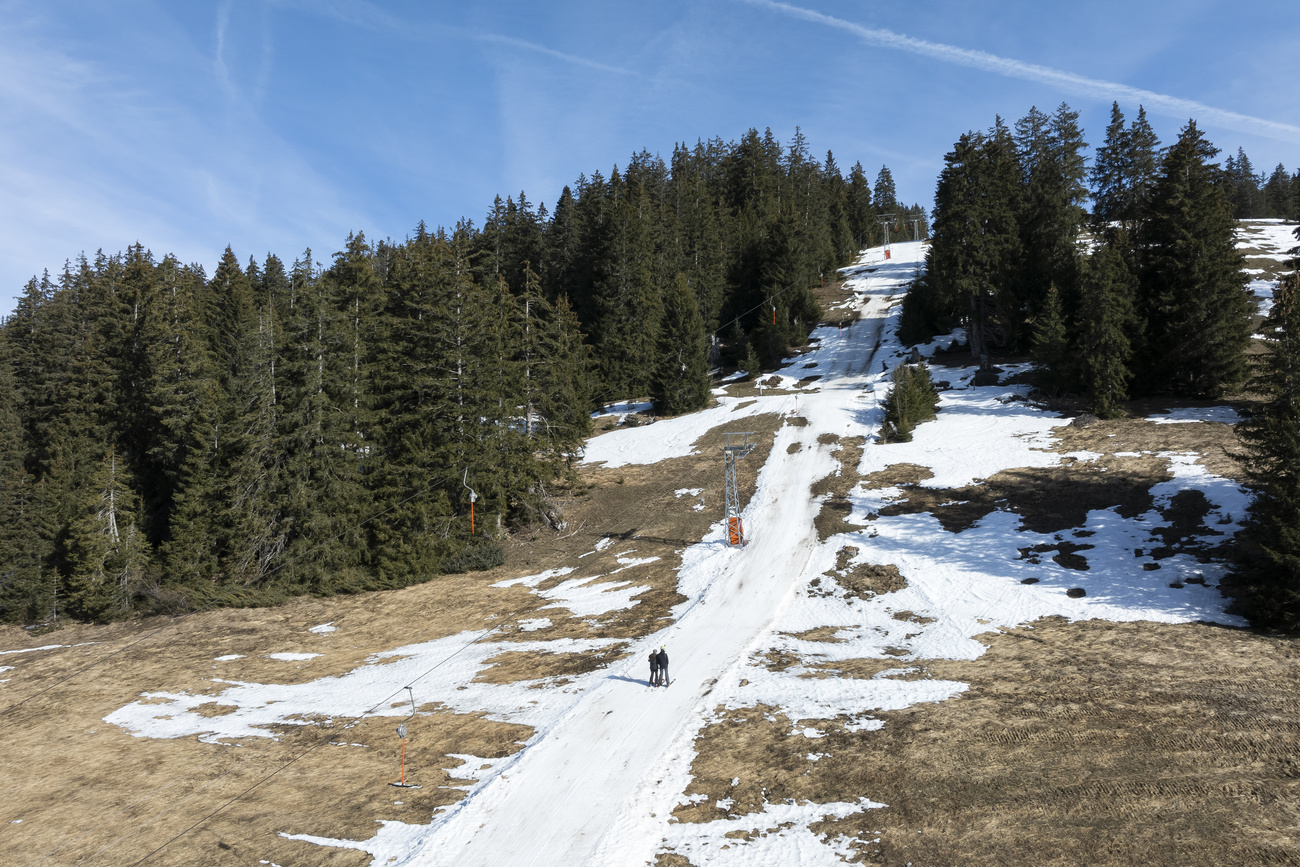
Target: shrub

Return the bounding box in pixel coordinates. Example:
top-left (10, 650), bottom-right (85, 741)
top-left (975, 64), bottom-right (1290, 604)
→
top-left (881, 362), bottom-right (939, 443)
top-left (441, 539), bottom-right (506, 574)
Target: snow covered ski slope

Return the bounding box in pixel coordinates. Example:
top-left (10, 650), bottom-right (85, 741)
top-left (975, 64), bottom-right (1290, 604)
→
top-left (283, 245), bottom-right (916, 866)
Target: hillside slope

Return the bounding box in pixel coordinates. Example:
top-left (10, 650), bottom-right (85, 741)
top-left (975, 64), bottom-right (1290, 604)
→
top-left (3, 231), bottom-right (1297, 866)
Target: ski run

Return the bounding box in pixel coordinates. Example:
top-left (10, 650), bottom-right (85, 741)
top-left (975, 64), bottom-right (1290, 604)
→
top-left (103, 237), bottom-right (1258, 865)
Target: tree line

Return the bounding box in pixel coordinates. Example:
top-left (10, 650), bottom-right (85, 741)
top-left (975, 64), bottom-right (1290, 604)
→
top-left (0, 127), bottom-right (914, 624)
top-left (904, 101), bottom-right (1258, 414)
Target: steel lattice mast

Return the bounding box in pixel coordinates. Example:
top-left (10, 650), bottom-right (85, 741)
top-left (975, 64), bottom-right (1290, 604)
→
top-left (723, 432), bottom-right (757, 546)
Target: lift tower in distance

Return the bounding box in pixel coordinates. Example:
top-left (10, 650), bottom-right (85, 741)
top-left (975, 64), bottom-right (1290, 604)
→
top-left (723, 432), bottom-right (757, 546)
top-left (878, 214), bottom-right (895, 259)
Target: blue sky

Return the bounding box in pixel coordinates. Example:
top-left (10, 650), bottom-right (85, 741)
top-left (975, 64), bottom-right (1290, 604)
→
top-left (1, 0), bottom-right (1297, 316)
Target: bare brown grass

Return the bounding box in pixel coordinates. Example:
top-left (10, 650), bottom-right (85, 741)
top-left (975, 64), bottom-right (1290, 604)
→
top-left (669, 618), bottom-right (1300, 867)
top-left (0, 412), bottom-right (790, 866)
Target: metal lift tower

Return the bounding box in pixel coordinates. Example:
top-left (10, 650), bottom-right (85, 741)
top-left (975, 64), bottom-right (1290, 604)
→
top-left (723, 432), bottom-right (757, 546)
top-left (878, 214), bottom-right (895, 258)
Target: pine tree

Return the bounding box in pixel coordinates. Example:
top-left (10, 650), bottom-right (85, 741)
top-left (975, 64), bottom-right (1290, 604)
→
top-left (1124, 106), bottom-right (1161, 252)
top-left (928, 122), bottom-right (1024, 360)
top-left (846, 161), bottom-right (876, 248)
top-left (1017, 103), bottom-right (1088, 332)
top-left (873, 166), bottom-right (897, 216)
top-left (1263, 164), bottom-right (1294, 218)
top-left (1139, 121), bottom-right (1252, 397)
top-left (0, 330), bottom-right (50, 623)
top-left (652, 273), bottom-right (710, 415)
top-left (1224, 147), bottom-right (1264, 218)
top-left (1030, 283), bottom-right (1072, 394)
top-left (881, 363), bottom-right (939, 443)
top-left (60, 448), bottom-right (148, 620)
top-left (1078, 245), bottom-right (1137, 417)
top-left (590, 168), bottom-right (662, 400)
top-left (1091, 102), bottom-right (1131, 230)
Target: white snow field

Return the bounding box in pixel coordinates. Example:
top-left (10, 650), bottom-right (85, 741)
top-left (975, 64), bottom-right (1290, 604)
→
top-left (105, 240), bottom-right (1249, 865)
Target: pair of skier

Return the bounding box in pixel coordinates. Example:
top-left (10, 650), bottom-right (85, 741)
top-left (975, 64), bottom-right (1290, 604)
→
top-left (648, 646), bottom-right (669, 687)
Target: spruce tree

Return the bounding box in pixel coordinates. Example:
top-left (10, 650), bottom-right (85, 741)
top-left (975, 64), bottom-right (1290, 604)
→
top-left (60, 448), bottom-right (148, 620)
top-left (0, 331), bottom-right (50, 622)
top-left (1091, 102), bottom-right (1131, 230)
top-left (1030, 283), bottom-right (1072, 395)
top-left (652, 273), bottom-right (710, 416)
top-left (1078, 245), bottom-right (1137, 417)
top-left (1139, 121), bottom-right (1252, 397)
top-left (846, 161), bottom-right (876, 248)
top-left (1017, 103), bottom-right (1088, 333)
top-left (873, 166), bottom-right (897, 216)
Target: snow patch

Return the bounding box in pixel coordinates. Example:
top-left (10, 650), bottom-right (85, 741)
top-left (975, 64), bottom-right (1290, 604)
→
top-left (1147, 407), bottom-right (1242, 425)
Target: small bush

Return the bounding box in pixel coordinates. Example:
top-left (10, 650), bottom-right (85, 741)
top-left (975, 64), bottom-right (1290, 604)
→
top-left (881, 362), bottom-right (939, 443)
top-left (441, 539), bottom-right (506, 574)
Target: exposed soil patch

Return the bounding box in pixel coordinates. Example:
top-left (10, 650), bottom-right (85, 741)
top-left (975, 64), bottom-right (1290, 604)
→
top-left (1052, 414), bottom-right (1246, 482)
top-left (1019, 541), bottom-right (1094, 571)
top-left (877, 457), bottom-right (1170, 535)
top-left (474, 643), bottom-right (631, 684)
top-left (812, 276), bottom-right (862, 326)
top-left (861, 462), bottom-right (934, 489)
top-left (805, 546), bottom-right (909, 601)
top-left (672, 618), bottom-right (1300, 866)
top-left (829, 562), bottom-right (908, 600)
top-left (780, 626), bottom-right (848, 644)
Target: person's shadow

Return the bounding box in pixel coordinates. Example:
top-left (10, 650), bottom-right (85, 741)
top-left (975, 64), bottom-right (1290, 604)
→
top-left (607, 674), bottom-right (651, 686)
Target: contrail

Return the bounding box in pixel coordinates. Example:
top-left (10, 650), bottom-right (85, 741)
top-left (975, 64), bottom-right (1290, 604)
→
top-left (739, 0), bottom-right (1300, 144)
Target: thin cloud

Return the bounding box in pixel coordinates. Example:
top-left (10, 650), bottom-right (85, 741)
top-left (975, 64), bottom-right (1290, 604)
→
top-left (477, 33), bottom-right (636, 77)
top-left (739, 0), bottom-right (1300, 144)
top-left (274, 0), bottom-right (637, 77)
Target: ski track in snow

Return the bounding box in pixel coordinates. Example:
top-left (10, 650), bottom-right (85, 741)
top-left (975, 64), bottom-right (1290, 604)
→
top-left (100, 240), bottom-right (1250, 866)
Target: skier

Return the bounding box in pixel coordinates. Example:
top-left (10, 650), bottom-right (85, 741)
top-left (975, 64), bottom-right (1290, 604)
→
top-left (648, 648), bottom-right (660, 686)
top-left (656, 646), bottom-right (669, 687)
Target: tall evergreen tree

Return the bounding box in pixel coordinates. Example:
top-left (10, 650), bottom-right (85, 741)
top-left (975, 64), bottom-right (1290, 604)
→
top-left (60, 448), bottom-right (148, 620)
top-left (1030, 283), bottom-right (1072, 394)
top-left (0, 331), bottom-right (50, 623)
top-left (1078, 244), bottom-right (1138, 417)
top-left (873, 165), bottom-right (897, 217)
top-left (652, 273), bottom-right (710, 415)
top-left (1091, 102), bottom-right (1132, 230)
top-left (1138, 121), bottom-right (1252, 397)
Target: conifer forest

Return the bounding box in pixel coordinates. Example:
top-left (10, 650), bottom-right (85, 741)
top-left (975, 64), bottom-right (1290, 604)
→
top-left (4, 106), bottom-right (1299, 628)
top-left (905, 101), bottom-right (1300, 626)
top-left (0, 128), bottom-right (925, 623)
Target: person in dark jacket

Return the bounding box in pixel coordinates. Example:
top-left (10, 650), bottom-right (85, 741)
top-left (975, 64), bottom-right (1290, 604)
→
top-left (648, 649), bottom-right (660, 686)
top-left (656, 647), bottom-right (669, 686)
